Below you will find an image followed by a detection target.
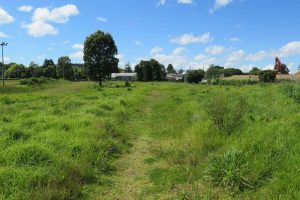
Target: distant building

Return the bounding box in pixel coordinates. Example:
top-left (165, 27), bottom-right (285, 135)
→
top-left (111, 73), bottom-right (137, 81)
top-left (166, 73), bottom-right (184, 82)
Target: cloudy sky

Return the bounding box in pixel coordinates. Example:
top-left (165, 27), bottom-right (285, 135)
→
top-left (0, 0), bottom-right (300, 72)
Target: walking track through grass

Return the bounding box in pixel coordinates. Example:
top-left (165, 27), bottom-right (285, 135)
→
top-left (94, 90), bottom-right (171, 199)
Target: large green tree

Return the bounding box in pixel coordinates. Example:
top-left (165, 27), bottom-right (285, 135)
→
top-left (5, 64), bottom-right (27, 79)
top-left (135, 59), bottom-right (166, 81)
top-left (84, 30), bottom-right (119, 86)
top-left (57, 56), bottom-right (74, 80)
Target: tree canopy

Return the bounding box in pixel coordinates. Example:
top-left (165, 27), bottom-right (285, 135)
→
top-left (186, 69), bottom-right (205, 84)
top-left (135, 59), bottom-right (166, 81)
top-left (84, 30), bottom-right (119, 86)
top-left (167, 64), bottom-right (176, 74)
top-left (57, 56), bottom-right (74, 80)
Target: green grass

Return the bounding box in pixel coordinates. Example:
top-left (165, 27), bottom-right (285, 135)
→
top-left (1, 80), bottom-right (300, 199)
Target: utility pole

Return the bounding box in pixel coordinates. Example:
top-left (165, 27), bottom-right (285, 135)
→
top-left (1, 42), bottom-right (8, 87)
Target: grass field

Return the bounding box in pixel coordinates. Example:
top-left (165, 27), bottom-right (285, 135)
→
top-left (0, 80), bottom-right (300, 199)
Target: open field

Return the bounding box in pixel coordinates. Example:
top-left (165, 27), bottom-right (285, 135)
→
top-left (1, 80), bottom-right (300, 199)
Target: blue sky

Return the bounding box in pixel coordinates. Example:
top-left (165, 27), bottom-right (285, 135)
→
top-left (0, 0), bottom-right (300, 72)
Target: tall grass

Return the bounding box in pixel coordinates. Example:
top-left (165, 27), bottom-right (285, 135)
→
top-left (0, 80), bottom-right (151, 199)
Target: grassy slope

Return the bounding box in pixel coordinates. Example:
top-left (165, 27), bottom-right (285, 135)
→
top-left (1, 81), bottom-right (300, 199)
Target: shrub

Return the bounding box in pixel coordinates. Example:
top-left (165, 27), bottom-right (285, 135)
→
top-left (207, 95), bottom-right (247, 134)
top-left (185, 69), bottom-right (205, 84)
top-left (259, 70), bottom-right (276, 82)
top-left (125, 80), bottom-right (131, 87)
top-left (19, 77), bottom-right (47, 86)
top-left (204, 149), bottom-right (253, 194)
top-left (210, 79), bottom-right (258, 86)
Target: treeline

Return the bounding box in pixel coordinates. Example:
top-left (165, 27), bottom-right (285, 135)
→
top-left (3, 57), bottom-right (87, 81)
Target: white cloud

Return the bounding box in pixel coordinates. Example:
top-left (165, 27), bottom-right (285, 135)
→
top-left (171, 33), bottom-right (212, 45)
top-left (96, 17), bottom-right (107, 22)
top-left (227, 49), bottom-right (245, 62)
top-left (72, 43), bottom-right (84, 50)
top-left (210, 0), bottom-right (233, 13)
top-left (4, 56), bottom-right (10, 63)
top-left (18, 5), bottom-right (34, 12)
top-left (134, 40), bottom-right (141, 45)
top-left (239, 64), bottom-right (256, 73)
top-left (0, 7), bottom-right (14, 25)
top-left (229, 37), bottom-right (240, 42)
top-left (263, 64), bottom-right (274, 70)
top-left (205, 45), bottom-right (225, 55)
top-left (178, 0), bottom-right (193, 4)
top-left (151, 47), bottom-right (187, 69)
top-left (69, 51), bottom-right (83, 61)
top-left (0, 31), bottom-right (9, 38)
top-left (172, 47), bottom-right (186, 55)
top-left (247, 50), bottom-right (268, 62)
top-left (116, 54), bottom-right (125, 66)
top-left (158, 0), bottom-right (193, 6)
top-left (277, 41), bottom-right (300, 57)
top-left (22, 4), bottom-right (79, 37)
top-left (194, 54), bottom-right (207, 61)
top-left (151, 47), bottom-right (164, 55)
top-left (22, 21), bottom-right (58, 37)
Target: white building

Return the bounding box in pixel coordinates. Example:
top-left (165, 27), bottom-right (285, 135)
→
top-left (111, 73), bottom-right (137, 81)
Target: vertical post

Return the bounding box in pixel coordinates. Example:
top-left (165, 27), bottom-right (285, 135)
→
top-left (2, 44), bottom-right (4, 86)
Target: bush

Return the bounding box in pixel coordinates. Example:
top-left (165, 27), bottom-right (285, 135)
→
top-left (207, 95), bottom-right (247, 134)
top-left (210, 79), bottom-right (258, 86)
top-left (259, 70), bottom-right (276, 82)
top-left (204, 149), bottom-right (253, 194)
top-left (19, 77), bottom-right (47, 86)
top-left (125, 81), bottom-right (131, 87)
top-left (186, 69), bottom-right (205, 84)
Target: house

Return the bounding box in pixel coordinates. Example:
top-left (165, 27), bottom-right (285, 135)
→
top-left (111, 73), bottom-right (137, 81)
top-left (166, 73), bottom-right (184, 82)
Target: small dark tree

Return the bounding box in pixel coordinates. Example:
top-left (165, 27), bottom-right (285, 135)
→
top-left (42, 59), bottom-right (55, 68)
top-left (186, 69), bottom-right (205, 84)
top-left (278, 63), bottom-right (290, 74)
top-left (124, 62), bottom-right (133, 73)
top-left (205, 65), bottom-right (224, 80)
top-left (42, 59), bottom-right (57, 78)
top-left (167, 64), bottom-right (176, 74)
top-left (84, 30), bottom-right (119, 86)
top-left (43, 65), bottom-right (57, 78)
top-left (259, 70), bottom-right (276, 82)
top-left (224, 68), bottom-right (243, 77)
top-left (57, 56), bottom-right (74, 80)
top-left (249, 67), bottom-right (262, 75)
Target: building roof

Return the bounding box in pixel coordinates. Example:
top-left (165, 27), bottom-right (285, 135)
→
top-left (111, 73), bottom-right (137, 78)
